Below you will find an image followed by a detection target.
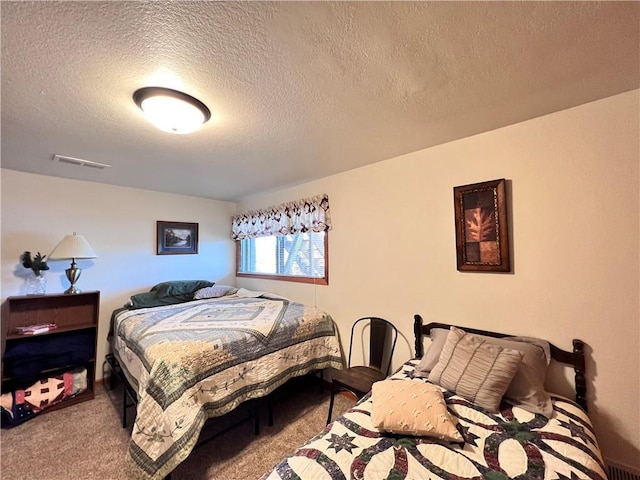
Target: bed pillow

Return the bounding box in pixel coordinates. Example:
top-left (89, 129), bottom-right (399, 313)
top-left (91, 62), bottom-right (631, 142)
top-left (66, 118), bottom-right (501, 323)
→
top-left (428, 327), bottom-right (523, 412)
top-left (150, 280), bottom-right (214, 299)
top-left (417, 326), bottom-right (553, 416)
top-left (371, 379), bottom-right (463, 442)
top-left (235, 288), bottom-right (266, 298)
top-left (129, 291), bottom-right (199, 309)
top-left (477, 336), bottom-right (553, 417)
top-left (415, 328), bottom-right (450, 376)
top-left (128, 280), bottom-right (214, 309)
top-left (193, 285), bottom-right (239, 299)
top-left (128, 291), bottom-right (159, 309)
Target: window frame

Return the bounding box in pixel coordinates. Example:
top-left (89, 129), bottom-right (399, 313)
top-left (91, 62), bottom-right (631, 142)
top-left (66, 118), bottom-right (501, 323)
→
top-left (235, 231), bottom-right (329, 285)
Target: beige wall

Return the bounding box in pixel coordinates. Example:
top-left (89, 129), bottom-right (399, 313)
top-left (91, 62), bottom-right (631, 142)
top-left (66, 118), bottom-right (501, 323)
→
top-left (0, 171), bottom-right (237, 370)
top-left (236, 90), bottom-right (640, 469)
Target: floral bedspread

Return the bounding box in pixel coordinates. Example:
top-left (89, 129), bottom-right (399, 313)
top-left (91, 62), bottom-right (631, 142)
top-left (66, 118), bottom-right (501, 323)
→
top-left (262, 361), bottom-right (607, 480)
top-left (111, 294), bottom-right (342, 480)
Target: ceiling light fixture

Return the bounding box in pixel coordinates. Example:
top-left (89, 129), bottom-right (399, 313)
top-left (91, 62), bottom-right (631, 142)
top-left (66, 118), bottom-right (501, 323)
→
top-left (133, 87), bottom-right (211, 134)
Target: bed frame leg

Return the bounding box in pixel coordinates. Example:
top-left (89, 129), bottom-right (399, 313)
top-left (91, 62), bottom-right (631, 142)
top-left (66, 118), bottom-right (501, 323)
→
top-left (267, 394), bottom-right (274, 426)
top-left (573, 339), bottom-right (587, 411)
top-left (122, 386), bottom-right (128, 428)
top-left (254, 405), bottom-right (260, 435)
top-left (106, 353), bottom-right (138, 428)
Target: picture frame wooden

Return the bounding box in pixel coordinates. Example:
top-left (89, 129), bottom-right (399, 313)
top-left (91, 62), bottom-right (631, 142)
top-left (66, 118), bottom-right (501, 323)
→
top-left (156, 221), bottom-right (199, 255)
top-left (453, 179), bottom-right (510, 272)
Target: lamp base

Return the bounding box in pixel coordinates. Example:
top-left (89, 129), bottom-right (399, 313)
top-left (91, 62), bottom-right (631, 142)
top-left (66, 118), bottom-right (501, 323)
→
top-left (64, 285), bottom-right (82, 294)
top-left (64, 262), bottom-right (83, 295)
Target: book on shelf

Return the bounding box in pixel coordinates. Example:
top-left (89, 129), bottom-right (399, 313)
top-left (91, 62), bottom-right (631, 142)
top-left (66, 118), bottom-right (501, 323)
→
top-left (15, 323), bottom-right (57, 335)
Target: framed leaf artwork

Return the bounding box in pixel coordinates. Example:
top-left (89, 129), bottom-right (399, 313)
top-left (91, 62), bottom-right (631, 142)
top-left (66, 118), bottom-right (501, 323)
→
top-left (453, 179), bottom-right (510, 272)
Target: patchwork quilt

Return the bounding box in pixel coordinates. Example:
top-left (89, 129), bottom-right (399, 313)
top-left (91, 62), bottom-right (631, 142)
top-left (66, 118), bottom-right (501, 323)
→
top-left (262, 361), bottom-right (607, 480)
top-left (111, 294), bottom-right (342, 480)
top-left (0, 368), bottom-right (87, 428)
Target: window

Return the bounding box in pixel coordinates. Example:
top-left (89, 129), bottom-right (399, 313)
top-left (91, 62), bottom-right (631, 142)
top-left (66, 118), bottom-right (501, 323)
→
top-left (232, 194), bottom-right (331, 284)
top-left (237, 231), bottom-right (328, 284)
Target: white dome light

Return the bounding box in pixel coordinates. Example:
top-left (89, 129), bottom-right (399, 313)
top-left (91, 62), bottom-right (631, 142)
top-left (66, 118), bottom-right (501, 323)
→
top-left (133, 87), bottom-right (211, 134)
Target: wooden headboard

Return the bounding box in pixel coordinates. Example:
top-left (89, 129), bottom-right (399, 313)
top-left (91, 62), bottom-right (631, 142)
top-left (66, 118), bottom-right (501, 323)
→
top-left (413, 314), bottom-right (587, 411)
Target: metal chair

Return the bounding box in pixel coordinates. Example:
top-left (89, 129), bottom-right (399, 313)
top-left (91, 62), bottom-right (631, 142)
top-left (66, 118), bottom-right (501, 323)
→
top-left (326, 317), bottom-right (398, 424)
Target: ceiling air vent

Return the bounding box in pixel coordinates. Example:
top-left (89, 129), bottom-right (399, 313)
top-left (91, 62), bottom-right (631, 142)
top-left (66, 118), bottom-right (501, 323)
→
top-left (52, 154), bottom-right (111, 169)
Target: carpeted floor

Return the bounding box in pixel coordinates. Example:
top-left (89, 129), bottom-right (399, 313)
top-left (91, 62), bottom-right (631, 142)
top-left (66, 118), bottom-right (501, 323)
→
top-left (0, 375), bottom-right (355, 480)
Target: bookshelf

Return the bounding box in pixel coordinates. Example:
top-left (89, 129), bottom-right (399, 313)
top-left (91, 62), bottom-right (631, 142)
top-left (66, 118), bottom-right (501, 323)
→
top-left (1, 291), bottom-right (100, 412)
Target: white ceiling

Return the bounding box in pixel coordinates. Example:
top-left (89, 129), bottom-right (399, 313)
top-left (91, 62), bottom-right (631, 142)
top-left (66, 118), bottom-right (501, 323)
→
top-left (2, 1), bottom-right (638, 202)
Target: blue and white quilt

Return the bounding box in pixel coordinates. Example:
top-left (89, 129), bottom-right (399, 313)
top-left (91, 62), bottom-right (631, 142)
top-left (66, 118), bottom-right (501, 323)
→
top-left (111, 293), bottom-right (342, 480)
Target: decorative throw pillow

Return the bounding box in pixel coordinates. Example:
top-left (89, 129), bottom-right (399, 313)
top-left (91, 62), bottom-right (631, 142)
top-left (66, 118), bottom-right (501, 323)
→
top-left (415, 328), bottom-right (450, 376)
top-left (193, 285), bottom-right (239, 299)
top-left (371, 379), bottom-right (463, 442)
top-left (417, 326), bottom-right (553, 417)
top-left (428, 327), bottom-right (524, 412)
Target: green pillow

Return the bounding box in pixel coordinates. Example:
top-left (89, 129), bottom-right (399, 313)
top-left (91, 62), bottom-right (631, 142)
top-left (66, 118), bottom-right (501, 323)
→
top-left (129, 280), bottom-right (215, 309)
top-left (128, 292), bottom-right (176, 309)
top-left (150, 280), bottom-right (214, 299)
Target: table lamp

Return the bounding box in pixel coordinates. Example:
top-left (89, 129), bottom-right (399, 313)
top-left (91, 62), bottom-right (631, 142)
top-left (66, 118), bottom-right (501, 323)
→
top-left (49, 232), bottom-right (97, 294)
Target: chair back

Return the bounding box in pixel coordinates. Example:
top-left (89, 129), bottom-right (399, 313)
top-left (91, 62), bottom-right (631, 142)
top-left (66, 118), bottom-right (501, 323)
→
top-left (347, 317), bottom-right (398, 376)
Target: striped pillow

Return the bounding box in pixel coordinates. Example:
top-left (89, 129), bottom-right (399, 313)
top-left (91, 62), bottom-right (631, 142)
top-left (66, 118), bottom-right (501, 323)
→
top-left (428, 327), bottom-right (523, 412)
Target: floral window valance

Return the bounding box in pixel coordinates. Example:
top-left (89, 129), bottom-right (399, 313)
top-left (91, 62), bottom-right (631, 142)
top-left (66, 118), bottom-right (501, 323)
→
top-left (232, 194), bottom-right (331, 240)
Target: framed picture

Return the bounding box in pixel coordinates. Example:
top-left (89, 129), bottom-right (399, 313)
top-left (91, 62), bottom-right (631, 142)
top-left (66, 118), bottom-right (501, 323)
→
top-left (156, 221), bottom-right (199, 255)
top-left (453, 179), bottom-right (510, 272)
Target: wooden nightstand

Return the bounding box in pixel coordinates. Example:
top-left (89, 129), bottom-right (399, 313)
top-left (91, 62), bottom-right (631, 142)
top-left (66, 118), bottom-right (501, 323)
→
top-left (1, 291), bottom-right (100, 412)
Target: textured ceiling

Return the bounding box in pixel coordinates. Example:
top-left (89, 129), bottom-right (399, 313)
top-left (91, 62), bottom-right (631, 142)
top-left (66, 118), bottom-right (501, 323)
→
top-left (1, 1), bottom-right (638, 202)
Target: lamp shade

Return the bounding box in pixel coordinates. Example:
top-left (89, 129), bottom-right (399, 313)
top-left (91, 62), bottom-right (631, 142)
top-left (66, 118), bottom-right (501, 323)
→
top-left (49, 233), bottom-right (97, 260)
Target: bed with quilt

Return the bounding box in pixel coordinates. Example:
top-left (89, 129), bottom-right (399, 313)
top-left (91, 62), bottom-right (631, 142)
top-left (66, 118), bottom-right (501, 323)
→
top-left (108, 281), bottom-right (343, 480)
top-left (261, 315), bottom-right (606, 480)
